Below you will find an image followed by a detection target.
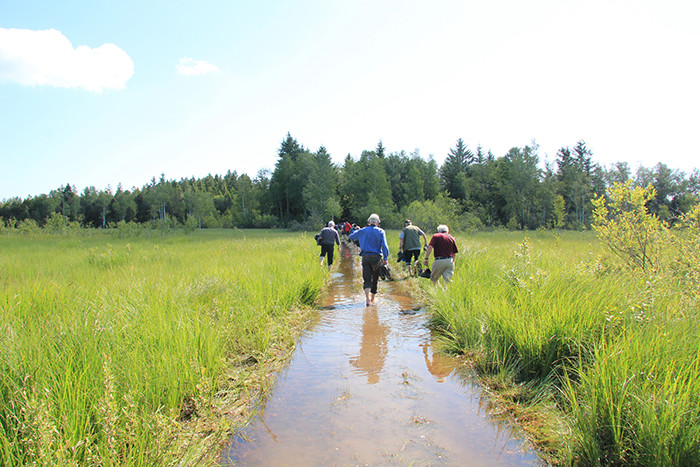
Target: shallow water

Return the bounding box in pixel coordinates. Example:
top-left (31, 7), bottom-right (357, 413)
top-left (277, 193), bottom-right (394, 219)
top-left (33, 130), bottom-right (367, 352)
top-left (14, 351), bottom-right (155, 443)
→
top-left (221, 244), bottom-right (539, 466)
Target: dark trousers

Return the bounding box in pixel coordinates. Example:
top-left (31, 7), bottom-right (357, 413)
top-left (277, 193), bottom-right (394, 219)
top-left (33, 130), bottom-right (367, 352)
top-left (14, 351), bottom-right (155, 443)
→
top-left (320, 243), bottom-right (335, 265)
top-left (361, 255), bottom-right (382, 294)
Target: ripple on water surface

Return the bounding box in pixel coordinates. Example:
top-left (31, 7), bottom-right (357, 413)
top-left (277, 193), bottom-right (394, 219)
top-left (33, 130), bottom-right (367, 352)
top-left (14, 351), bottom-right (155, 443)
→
top-left (221, 246), bottom-right (539, 466)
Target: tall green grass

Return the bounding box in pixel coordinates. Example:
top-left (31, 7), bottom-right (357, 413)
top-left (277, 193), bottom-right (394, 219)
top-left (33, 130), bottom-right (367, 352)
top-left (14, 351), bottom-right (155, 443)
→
top-left (424, 230), bottom-right (700, 464)
top-left (0, 229), bottom-right (325, 465)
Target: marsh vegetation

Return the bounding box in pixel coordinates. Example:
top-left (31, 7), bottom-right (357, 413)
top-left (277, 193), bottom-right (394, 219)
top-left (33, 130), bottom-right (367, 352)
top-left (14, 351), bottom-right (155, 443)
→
top-left (2, 183), bottom-right (699, 465)
top-left (0, 229), bottom-right (325, 465)
top-left (425, 187), bottom-right (700, 464)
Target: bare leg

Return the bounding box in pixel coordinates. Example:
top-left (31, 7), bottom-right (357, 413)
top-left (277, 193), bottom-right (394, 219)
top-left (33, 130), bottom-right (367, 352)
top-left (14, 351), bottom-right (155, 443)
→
top-left (371, 293), bottom-right (377, 305)
top-left (364, 288), bottom-right (372, 306)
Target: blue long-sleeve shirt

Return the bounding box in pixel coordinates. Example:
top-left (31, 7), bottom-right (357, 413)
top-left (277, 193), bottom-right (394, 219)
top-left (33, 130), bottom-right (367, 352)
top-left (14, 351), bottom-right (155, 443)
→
top-left (349, 225), bottom-right (389, 260)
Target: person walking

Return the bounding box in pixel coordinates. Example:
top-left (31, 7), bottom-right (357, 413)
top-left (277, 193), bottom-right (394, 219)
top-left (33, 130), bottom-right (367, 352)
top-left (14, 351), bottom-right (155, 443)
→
top-left (318, 221), bottom-right (341, 271)
top-left (423, 224), bottom-right (458, 283)
top-left (398, 219), bottom-right (428, 275)
top-left (342, 221), bottom-right (352, 239)
top-left (349, 213), bottom-right (389, 306)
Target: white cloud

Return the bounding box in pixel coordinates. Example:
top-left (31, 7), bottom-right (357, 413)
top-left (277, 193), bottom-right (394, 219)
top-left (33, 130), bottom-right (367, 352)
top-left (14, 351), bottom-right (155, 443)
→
top-left (0, 28), bottom-right (134, 92)
top-left (176, 57), bottom-right (220, 76)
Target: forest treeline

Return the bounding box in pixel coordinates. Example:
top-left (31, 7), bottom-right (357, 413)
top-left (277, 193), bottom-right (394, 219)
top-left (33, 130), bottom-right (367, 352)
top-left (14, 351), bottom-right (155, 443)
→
top-left (2, 133), bottom-right (699, 231)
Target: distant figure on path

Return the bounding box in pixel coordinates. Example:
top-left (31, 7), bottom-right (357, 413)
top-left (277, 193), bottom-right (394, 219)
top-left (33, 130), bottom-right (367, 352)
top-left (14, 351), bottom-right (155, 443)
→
top-left (342, 221), bottom-right (352, 239)
top-left (318, 221), bottom-right (341, 271)
top-left (399, 219), bottom-right (428, 275)
top-left (349, 213), bottom-right (389, 306)
top-left (423, 224), bottom-right (458, 283)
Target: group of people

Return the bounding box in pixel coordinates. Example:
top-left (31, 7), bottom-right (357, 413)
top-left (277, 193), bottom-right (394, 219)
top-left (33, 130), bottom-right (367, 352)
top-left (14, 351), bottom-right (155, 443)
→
top-left (317, 214), bottom-right (458, 307)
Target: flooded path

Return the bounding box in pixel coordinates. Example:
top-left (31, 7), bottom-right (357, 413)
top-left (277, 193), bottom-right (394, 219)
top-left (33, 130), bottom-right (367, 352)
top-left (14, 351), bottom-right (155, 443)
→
top-left (221, 244), bottom-right (539, 466)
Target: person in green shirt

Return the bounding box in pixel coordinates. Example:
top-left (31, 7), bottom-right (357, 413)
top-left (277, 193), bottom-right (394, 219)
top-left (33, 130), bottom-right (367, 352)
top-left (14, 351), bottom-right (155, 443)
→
top-left (398, 219), bottom-right (428, 275)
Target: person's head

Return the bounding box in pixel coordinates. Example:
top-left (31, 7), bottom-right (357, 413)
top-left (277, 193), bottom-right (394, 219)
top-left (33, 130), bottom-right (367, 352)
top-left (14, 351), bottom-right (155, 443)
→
top-left (328, 221), bottom-right (335, 227)
top-left (437, 224), bottom-right (449, 233)
top-left (368, 213), bottom-right (380, 225)
top-left (404, 219), bottom-right (412, 226)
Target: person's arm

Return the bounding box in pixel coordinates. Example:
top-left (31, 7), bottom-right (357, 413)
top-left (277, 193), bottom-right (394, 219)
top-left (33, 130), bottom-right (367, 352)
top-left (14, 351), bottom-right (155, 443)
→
top-left (381, 231), bottom-right (389, 263)
top-left (424, 244), bottom-right (433, 265)
top-left (399, 238), bottom-right (404, 251)
top-left (421, 232), bottom-right (428, 249)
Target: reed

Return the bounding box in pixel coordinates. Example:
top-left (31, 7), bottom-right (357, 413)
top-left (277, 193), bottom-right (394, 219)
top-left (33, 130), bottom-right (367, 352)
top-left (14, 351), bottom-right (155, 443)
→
top-left (424, 230), bottom-right (700, 464)
top-left (0, 229), bottom-right (326, 465)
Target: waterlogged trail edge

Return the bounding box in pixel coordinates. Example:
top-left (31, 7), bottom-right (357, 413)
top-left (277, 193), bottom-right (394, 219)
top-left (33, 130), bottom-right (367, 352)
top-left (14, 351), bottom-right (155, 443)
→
top-left (221, 245), bottom-right (539, 465)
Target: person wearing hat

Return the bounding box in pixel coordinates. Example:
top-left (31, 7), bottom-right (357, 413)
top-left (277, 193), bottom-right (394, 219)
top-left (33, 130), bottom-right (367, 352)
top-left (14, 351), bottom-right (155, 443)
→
top-left (399, 219), bottom-right (428, 275)
top-left (423, 224), bottom-right (458, 283)
top-left (348, 213), bottom-right (390, 306)
top-left (318, 220), bottom-right (341, 271)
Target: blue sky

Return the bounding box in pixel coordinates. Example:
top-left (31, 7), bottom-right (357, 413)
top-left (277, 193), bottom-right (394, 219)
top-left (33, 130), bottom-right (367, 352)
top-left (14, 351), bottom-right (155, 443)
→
top-left (1, 0), bottom-right (698, 200)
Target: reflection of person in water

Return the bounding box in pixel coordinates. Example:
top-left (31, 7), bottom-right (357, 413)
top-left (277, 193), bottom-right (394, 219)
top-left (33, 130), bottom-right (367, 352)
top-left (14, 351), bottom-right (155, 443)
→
top-left (420, 342), bottom-right (453, 383)
top-left (350, 308), bottom-right (389, 384)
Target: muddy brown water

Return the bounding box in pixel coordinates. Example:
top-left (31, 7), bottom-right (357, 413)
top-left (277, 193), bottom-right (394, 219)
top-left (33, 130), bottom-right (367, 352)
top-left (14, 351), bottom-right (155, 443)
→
top-left (220, 244), bottom-right (539, 466)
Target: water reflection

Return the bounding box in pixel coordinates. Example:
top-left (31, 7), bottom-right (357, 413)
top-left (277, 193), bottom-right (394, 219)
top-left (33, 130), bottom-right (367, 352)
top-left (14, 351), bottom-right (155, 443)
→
top-left (221, 243), bottom-right (539, 466)
top-left (421, 341), bottom-right (454, 383)
top-left (349, 308), bottom-right (389, 384)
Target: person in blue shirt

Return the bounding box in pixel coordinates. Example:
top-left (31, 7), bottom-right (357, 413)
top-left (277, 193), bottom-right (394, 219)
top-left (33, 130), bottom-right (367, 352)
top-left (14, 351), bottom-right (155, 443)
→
top-left (349, 213), bottom-right (389, 306)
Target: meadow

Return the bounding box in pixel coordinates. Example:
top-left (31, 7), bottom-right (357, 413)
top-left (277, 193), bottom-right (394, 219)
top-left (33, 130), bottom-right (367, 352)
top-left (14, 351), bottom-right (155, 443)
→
top-left (2, 217), bottom-right (699, 465)
top-left (424, 229), bottom-right (700, 465)
top-left (0, 229), bottom-right (326, 466)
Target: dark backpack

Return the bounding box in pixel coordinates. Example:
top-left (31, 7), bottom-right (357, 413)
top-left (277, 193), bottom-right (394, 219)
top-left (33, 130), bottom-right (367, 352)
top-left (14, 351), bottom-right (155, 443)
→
top-left (314, 233), bottom-right (322, 245)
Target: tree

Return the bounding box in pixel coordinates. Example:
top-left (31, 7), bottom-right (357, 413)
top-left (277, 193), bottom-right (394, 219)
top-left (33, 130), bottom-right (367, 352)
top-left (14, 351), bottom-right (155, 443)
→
top-left (184, 190), bottom-right (215, 228)
top-left (97, 189), bottom-right (112, 228)
top-left (636, 163), bottom-right (682, 222)
top-left (80, 187), bottom-right (101, 227)
top-left (462, 156), bottom-right (500, 226)
top-left (269, 133), bottom-right (312, 224)
top-left (51, 184), bottom-right (80, 221)
top-left (552, 194), bottom-right (566, 229)
top-left (440, 138), bottom-right (473, 200)
top-left (500, 144), bottom-right (541, 229)
top-left (303, 146), bottom-right (341, 225)
top-left (592, 181), bottom-right (664, 271)
top-left (235, 174), bottom-right (254, 224)
top-left (422, 157), bottom-right (440, 201)
top-left (0, 197), bottom-right (28, 222)
top-left (144, 175), bottom-right (185, 223)
top-left (338, 151), bottom-right (397, 225)
top-left (404, 162), bottom-right (425, 206)
top-left (556, 140), bottom-right (598, 228)
top-left (26, 194), bottom-right (60, 226)
top-left (375, 140), bottom-right (386, 158)
top-left (109, 185), bottom-right (137, 223)
top-left (604, 161), bottom-right (631, 186)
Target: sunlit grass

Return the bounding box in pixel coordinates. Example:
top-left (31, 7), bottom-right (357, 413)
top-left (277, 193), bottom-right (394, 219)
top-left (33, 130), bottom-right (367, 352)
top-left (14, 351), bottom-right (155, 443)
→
top-left (0, 229), bottom-right (325, 465)
top-left (424, 230), bottom-right (700, 464)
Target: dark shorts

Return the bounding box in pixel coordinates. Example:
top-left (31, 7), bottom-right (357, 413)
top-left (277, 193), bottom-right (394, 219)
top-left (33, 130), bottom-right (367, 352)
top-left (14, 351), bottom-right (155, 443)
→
top-left (403, 249), bottom-right (420, 264)
top-left (320, 243), bottom-right (335, 265)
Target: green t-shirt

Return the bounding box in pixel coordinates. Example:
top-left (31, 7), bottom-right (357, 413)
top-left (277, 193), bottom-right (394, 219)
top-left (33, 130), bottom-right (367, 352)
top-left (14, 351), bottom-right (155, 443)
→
top-left (400, 225), bottom-right (424, 251)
